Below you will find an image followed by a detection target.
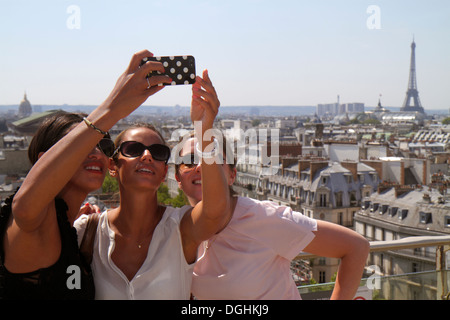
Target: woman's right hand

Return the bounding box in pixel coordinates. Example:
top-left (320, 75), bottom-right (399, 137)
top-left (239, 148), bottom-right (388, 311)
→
top-left (103, 50), bottom-right (173, 120)
top-left (11, 50), bottom-right (171, 232)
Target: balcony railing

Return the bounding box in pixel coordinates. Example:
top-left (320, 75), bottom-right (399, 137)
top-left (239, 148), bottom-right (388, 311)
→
top-left (294, 235), bottom-right (450, 300)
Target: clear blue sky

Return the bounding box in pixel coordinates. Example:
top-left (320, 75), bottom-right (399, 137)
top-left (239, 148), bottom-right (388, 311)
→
top-left (1, 0), bottom-right (449, 110)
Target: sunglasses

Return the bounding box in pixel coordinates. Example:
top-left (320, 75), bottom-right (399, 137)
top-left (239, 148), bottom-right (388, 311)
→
top-left (178, 153), bottom-right (200, 172)
top-left (114, 141), bottom-right (171, 163)
top-left (177, 153), bottom-right (228, 172)
top-left (97, 138), bottom-right (115, 157)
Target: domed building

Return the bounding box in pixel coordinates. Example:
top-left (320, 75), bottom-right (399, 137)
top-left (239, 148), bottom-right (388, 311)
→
top-left (18, 92), bottom-right (32, 118)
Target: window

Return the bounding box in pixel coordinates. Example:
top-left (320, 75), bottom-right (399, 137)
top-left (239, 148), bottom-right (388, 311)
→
top-left (350, 192), bottom-right (357, 206)
top-left (419, 212), bottom-right (432, 224)
top-left (319, 271), bottom-right (326, 283)
top-left (398, 209), bottom-right (408, 220)
top-left (371, 173), bottom-right (378, 182)
top-left (370, 203), bottom-right (379, 212)
top-left (388, 207), bottom-right (398, 217)
top-left (445, 216), bottom-right (450, 228)
top-left (362, 200), bottom-right (371, 210)
top-left (319, 193), bottom-right (327, 207)
top-left (335, 192), bottom-right (343, 207)
top-left (345, 174), bottom-right (352, 184)
top-left (380, 204), bottom-right (389, 214)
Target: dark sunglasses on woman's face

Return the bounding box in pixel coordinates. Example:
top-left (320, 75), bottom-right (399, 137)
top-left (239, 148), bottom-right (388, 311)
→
top-left (113, 141), bottom-right (171, 163)
top-left (178, 153), bottom-right (200, 171)
top-left (177, 152), bottom-right (228, 172)
top-left (97, 138), bottom-right (115, 157)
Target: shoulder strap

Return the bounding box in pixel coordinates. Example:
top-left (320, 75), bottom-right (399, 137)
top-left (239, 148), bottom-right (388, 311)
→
top-left (79, 213), bottom-right (100, 266)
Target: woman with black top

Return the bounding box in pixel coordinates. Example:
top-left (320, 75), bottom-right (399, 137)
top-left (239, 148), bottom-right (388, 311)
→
top-left (0, 50), bottom-right (172, 299)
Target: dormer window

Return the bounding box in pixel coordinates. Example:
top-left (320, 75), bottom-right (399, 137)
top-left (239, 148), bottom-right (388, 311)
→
top-left (399, 209), bottom-right (408, 220)
top-left (370, 203), bottom-right (379, 212)
top-left (388, 207), bottom-right (398, 217)
top-left (445, 216), bottom-right (450, 228)
top-left (362, 200), bottom-right (371, 210)
top-left (419, 212), bottom-right (432, 224)
top-left (344, 174), bottom-right (352, 184)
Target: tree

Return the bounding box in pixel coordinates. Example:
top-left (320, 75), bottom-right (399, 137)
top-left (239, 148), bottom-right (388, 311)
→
top-left (251, 119), bottom-right (261, 127)
top-left (102, 173), bottom-right (119, 193)
top-left (363, 118), bottom-right (381, 125)
top-left (102, 177), bottom-right (188, 208)
top-left (157, 184), bottom-right (189, 208)
top-left (442, 117), bottom-right (450, 125)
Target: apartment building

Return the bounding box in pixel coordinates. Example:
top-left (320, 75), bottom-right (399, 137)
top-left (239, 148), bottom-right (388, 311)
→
top-left (256, 158), bottom-right (379, 283)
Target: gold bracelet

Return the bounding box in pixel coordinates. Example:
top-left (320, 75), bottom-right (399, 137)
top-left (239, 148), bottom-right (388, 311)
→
top-left (83, 117), bottom-right (108, 136)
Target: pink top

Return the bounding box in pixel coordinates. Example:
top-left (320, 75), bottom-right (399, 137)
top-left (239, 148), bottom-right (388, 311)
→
top-left (191, 197), bottom-right (318, 300)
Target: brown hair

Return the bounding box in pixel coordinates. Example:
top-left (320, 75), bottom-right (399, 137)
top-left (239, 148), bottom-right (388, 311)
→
top-left (28, 111), bottom-right (86, 165)
top-left (112, 122), bottom-right (166, 163)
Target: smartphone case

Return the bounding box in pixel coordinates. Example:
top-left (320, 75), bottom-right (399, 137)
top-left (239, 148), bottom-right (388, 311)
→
top-left (141, 55), bottom-right (196, 85)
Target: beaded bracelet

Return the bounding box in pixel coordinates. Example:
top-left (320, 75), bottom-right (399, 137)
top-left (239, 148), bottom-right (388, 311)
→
top-left (83, 117), bottom-right (108, 136)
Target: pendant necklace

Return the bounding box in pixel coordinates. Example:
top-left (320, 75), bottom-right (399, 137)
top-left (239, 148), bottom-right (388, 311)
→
top-left (136, 205), bottom-right (165, 249)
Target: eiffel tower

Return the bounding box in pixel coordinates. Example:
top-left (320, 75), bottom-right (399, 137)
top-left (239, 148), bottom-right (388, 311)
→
top-left (400, 38), bottom-right (425, 113)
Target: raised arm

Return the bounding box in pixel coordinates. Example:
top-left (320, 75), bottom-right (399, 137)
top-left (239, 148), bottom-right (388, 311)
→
top-left (181, 70), bottom-right (231, 262)
top-left (303, 220), bottom-right (370, 300)
top-left (12, 50), bottom-right (172, 232)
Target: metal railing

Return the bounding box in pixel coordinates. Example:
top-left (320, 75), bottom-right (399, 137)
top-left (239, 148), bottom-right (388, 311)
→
top-left (294, 235), bottom-right (450, 300)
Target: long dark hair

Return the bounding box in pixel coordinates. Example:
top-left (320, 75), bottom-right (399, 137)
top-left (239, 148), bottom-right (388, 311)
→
top-left (28, 111), bottom-right (85, 165)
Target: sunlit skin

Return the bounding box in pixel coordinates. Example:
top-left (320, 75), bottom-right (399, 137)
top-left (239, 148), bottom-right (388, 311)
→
top-left (106, 127), bottom-right (169, 280)
top-left (4, 141), bottom-right (110, 273)
top-left (61, 146), bottom-right (110, 198)
top-left (109, 128), bottom-right (168, 194)
top-left (97, 69), bottom-right (232, 283)
top-left (176, 137), bottom-right (236, 208)
top-left (176, 131), bottom-right (370, 300)
top-left (4, 49), bottom-right (171, 276)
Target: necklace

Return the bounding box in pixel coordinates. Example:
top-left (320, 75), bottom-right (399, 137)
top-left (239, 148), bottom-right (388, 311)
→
top-left (136, 205), bottom-right (166, 249)
top-left (112, 205), bottom-right (165, 249)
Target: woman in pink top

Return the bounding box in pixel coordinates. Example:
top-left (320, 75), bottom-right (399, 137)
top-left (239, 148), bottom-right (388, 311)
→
top-left (174, 136), bottom-right (370, 300)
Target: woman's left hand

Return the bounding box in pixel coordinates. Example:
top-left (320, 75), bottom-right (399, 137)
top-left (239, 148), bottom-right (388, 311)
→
top-left (190, 69), bottom-right (220, 131)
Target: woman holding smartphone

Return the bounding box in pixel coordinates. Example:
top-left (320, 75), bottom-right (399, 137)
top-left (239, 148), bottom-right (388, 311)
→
top-left (75, 69), bottom-right (232, 299)
top-left (0, 49), bottom-right (172, 299)
top-left (174, 134), bottom-right (370, 300)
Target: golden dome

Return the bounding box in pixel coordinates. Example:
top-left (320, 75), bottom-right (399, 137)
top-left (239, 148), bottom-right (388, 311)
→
top-left (18, 92), bottom-right (32, 117)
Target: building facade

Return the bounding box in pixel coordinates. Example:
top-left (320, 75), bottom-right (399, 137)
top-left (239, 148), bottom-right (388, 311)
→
top-left (354, 185), bottom-right (450, 299)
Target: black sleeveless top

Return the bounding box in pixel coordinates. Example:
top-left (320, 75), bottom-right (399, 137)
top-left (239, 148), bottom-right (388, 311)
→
top-left (0, 192), bottom-right (95, 299)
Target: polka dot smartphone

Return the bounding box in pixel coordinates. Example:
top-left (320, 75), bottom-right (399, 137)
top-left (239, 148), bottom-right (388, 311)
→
top-left (140, 55), bottom-right (196, 85)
